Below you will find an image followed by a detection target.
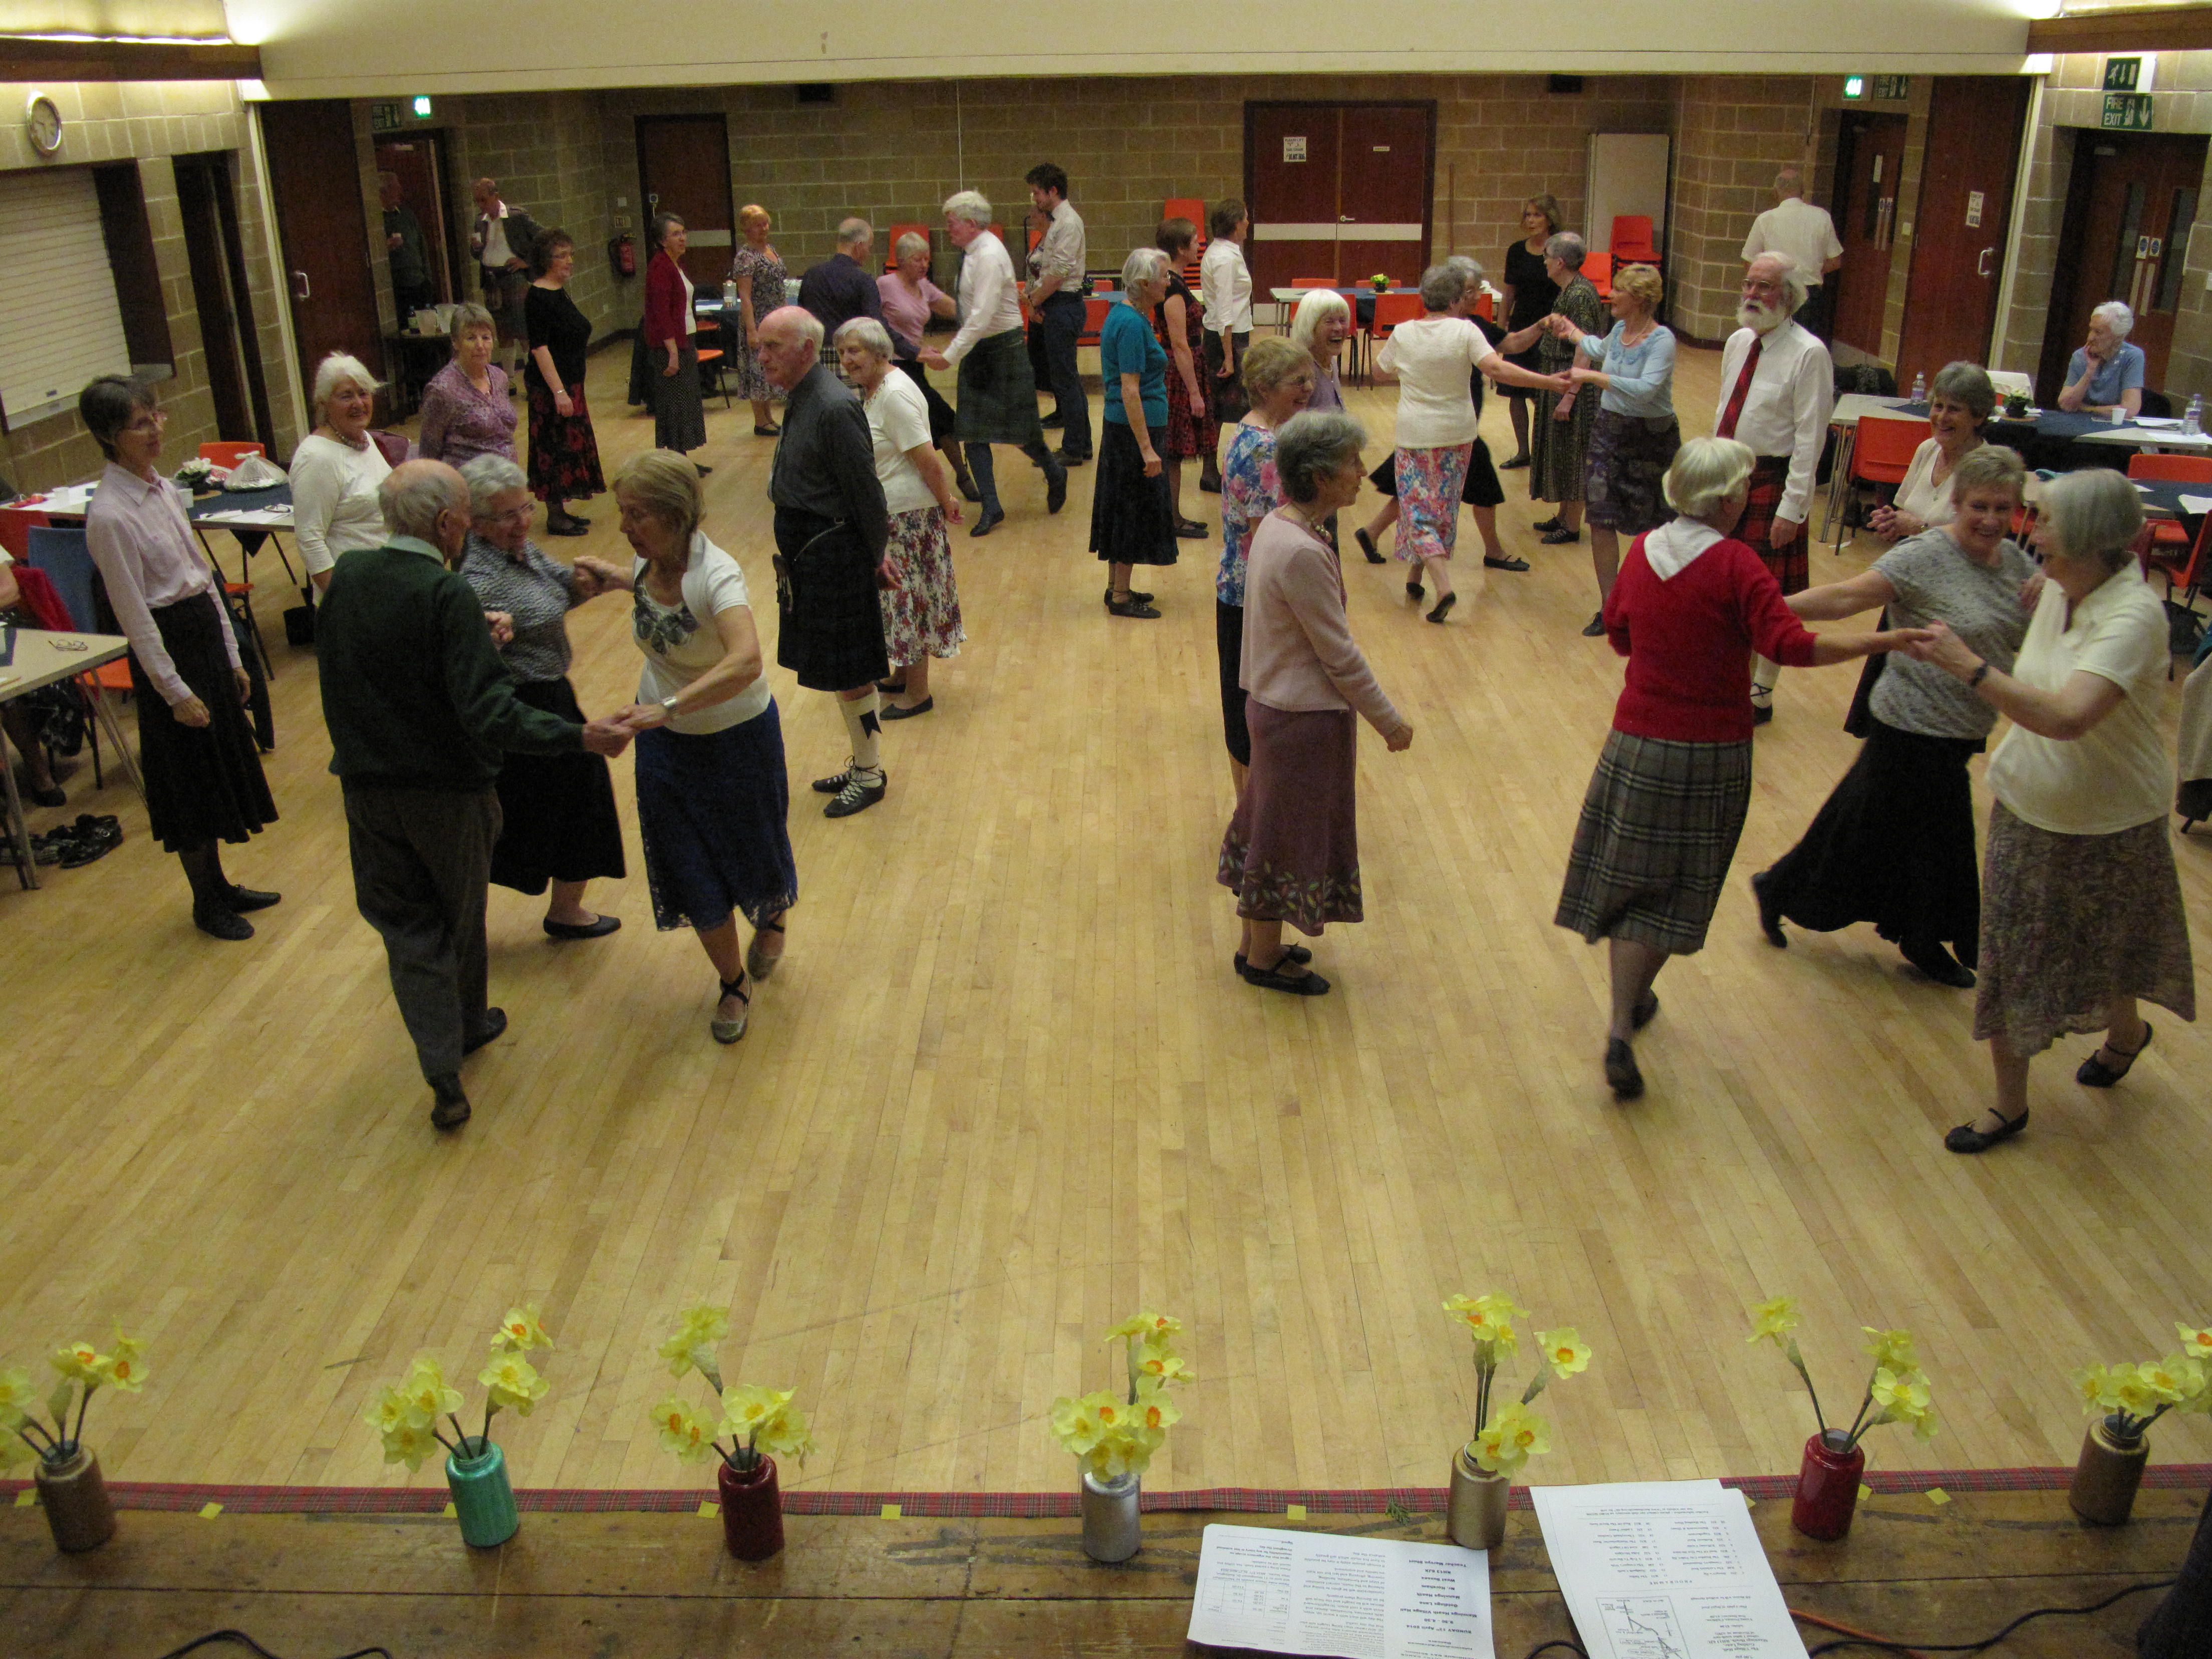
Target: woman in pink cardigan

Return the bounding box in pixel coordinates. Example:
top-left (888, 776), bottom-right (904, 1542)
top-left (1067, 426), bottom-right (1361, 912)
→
top-left (1554, 437), bottom-right (1926, 1100)
top-left (1217, 412), bottom-right (1415, 995)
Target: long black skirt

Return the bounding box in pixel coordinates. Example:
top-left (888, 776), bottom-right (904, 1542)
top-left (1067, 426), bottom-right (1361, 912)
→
top-left (130, 591), bottom-right (278, 853)
top-left (772, 507), bottom-right (889, 692)
top-left (651, 339), bottom-right (708, 453)
top-left (1759, 717), bottom-right (1984, 959)
top-left (1089, 421), bottom-right (1179, 567)
top-left (489, 677), bottom-right (627, 895)
top-left (1217, 601), bottom-right (1250, 765)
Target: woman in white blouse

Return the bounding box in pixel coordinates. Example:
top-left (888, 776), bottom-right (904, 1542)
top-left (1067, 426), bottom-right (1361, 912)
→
top-left (1867, 361), bottom-right (1993, 543)
top-left (1198, 198), bottom-right (1254, 491)
top-left (1374, 263), bottom-right (1566, 622)
top-left (835, 318), bottom-right (965, 718)
top-left (291, 353), bottom-right (393, 594)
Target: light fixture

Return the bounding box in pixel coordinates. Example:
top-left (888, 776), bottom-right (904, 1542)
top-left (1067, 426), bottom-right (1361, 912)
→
top-left (1843, 75), bottom-right (1865, 99)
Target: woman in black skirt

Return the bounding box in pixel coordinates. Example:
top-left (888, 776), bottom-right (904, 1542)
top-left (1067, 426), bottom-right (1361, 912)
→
top-left (457, 455), bottom-right (627, 939)
top-left (1752, 445), bottom-right (2038, 988)
top-left (79, 377), bottom-right (278, 940)
top-left (524, 228), bottom-right (606, 536)
top-left (1092, 247), bottom-right (1180, 618)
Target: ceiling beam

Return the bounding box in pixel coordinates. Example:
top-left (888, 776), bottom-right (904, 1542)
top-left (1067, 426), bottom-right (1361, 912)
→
top-left (2026, 6), bottom-right (2212, 53)
top-left (0, 36), bottom-right (261, 82)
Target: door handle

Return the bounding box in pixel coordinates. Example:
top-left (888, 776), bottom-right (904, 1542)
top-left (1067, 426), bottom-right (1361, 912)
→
top-left (291, 270), bottom-right (311, 301)
top-left (1338, 215), bottom-right (1354, 223)
top-left (1977, 247), bottom-right (1994, 278)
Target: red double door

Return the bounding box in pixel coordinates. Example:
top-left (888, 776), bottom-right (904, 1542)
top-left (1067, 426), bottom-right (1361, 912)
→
top-left (1245, 102), bottom-right (1435, 293)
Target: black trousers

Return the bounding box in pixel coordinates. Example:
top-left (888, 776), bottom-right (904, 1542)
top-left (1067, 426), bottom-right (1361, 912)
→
top-left (1029, 292), bottom-right (1091, 458)
top-left (345, 783), bottom-right (500, 1082)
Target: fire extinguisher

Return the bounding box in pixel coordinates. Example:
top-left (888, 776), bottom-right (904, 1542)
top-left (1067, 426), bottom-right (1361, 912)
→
top-left (610, 231), bottom-right (636, 277)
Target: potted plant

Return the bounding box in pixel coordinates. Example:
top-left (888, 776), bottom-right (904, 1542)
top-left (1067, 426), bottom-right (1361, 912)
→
top-left (1747, 1297), bottom-right (1935, 1541)
top-left (651, 1303), bottom-right (816, 1561)
top-left (1369, 271), bottom-right (1393, 294)
top-left (1049, 1311), bottom-right (1193, 1563)
top-left (2067, 1321), bottom-right (2210, 1525)
top-left (1441, 1294), bottom-right (1590, 1551)
top-left (361, 1304), bottom-right (554, 1549)
top-left (1, 1328), bottom-right (148, 1552)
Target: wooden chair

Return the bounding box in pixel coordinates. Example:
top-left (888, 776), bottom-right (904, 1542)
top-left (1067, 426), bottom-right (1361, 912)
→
top-left (1832, 416), bottom-right (1930, 548)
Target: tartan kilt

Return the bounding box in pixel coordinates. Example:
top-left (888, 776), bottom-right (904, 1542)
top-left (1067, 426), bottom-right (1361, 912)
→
top-left (1554, 730), bottom-right (1753, 955)
top-left (1735, 455), bottom-right (1806, 595)
top-left (954, 328), bottom-right (1045, 446)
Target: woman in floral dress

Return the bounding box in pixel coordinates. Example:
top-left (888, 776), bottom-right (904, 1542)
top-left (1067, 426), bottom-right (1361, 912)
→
top-left (729, 204), bottom-right (789, 436)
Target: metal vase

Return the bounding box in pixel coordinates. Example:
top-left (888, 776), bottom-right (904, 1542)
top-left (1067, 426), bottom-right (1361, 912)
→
top-left (444, 1439), bottom-right (520, 1548)
top-left (1080, 1470), bottom-right (1142, 1563)
top-left (1446, 1447), bottom-right (1509, 1551)
top-left (34, 1447), bottom-right (117, 1553)
top-left (2068, 1417), bottom-right (2149, 1526)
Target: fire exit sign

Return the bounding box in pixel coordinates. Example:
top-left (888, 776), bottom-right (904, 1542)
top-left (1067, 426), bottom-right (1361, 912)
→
top-left (2103, 93), bottom-right (2155, 132)
top-left (2104, 57), bottom-right (2143, 92)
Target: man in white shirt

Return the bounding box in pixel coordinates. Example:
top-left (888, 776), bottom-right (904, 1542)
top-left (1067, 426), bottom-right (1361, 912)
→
top-left (1714, 252), bottom-right (1834, 723)
top-left (920, 189), bottom-right (1068, 536)
top-left (470, 177), bottom-right (542, 384)
top-left (1023, 162), bottom-right (1091, 465)
top-left (1741, 170), bottom-right (1843, 342)
top-left (1198, 197), bottom-right (1253, 491)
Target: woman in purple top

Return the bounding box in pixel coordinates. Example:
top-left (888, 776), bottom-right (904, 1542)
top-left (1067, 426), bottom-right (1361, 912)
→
top-left (79, 376), bottom-right (279, 940)
top-left (879, 231), bottom-right (977, 502)
top-left (417, 304), bottom-right (517, 471)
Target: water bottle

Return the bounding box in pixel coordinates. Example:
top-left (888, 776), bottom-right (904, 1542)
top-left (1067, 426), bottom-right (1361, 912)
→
top-left (1909, 372), bottom-right (1926, 404)
top-left (2186, 393), bottom-right (2203, 437)
top-left (722, 280), bottom-right (737, 307)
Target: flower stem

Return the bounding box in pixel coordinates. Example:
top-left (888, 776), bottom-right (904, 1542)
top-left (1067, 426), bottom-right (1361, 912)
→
top-left (449, 1414), bottom-right (468, 1450)
top-left (430, 1427), bottom-right (460, 1454)
top-left (71, 1381), bottom-right (95, 1451)
top-left (1789, 1353), bottom-right (1828, 1436)
top-left (13, 1422), bottom-right (56, 1456)
top-left (480, 1400), bottom-right (493, 1451)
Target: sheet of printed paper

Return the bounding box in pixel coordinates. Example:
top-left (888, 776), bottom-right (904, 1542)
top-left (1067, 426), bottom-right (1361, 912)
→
top-left (1186, 1522), bottom-right (1492, 1659)
top-left (1530, 1481), bottom-right (1808, 1659)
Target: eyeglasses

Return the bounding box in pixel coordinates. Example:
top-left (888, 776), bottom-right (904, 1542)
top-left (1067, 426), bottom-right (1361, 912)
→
top-left (122, 410), bottom-right (169, 434)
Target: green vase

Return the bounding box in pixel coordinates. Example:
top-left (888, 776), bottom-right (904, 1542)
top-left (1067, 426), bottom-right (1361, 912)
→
top-left (445, 1440), bottom-right (519, 1547)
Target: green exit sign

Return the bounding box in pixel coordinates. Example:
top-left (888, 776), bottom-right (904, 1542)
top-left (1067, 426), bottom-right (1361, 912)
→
top-left (2105, 56), bottom-right (2143, 92)
top-left (2103, 92), bottom-right (2155, 131)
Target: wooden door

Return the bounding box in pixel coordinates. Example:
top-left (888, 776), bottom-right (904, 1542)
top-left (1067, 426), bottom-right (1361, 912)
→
top-left (2042, 131), bottom-right (2208, 399)
top-left (258, 99), bottom-right (384, 415)
top-left (375, 135), bottom-right (455, 304)
top-left (1830, 112), bottom-right (1908, 355)
top-left (1896, 77), bottom-right (2030, 387)
top-left (1244, 101), bottom-right (1434, 293)
top-left (637, 115), bottom-right (734, 289)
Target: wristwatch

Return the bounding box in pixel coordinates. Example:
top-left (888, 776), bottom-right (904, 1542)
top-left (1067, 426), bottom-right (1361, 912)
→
top-left (1967, 661), bottom-right (1990, 689)
top-left (661, 693), bottom-right (681, 714)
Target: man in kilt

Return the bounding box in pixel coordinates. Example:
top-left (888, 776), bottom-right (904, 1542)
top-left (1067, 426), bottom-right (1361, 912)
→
top-left (1714, 252), bottom-right (1833, 724)
top-left (920, 189), bottom-right (1068, 537)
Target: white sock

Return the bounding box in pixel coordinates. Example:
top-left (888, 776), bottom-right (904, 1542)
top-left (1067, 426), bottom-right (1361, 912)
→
top-left (840, 692), bottom-right (882, 774)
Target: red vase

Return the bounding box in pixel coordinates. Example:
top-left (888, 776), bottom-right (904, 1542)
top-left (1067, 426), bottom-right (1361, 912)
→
top-left (1791, 1432), bottom-right (1866, 1541)
top-left (717, 1455), bottom-right (783, 1560)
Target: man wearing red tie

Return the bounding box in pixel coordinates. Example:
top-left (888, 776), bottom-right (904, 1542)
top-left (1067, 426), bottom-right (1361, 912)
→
top-left (1714, 253), bottom-right (1833, 724)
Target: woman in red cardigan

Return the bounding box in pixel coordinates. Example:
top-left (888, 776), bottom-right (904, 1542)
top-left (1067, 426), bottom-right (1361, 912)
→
top-left (644, 212), bottom-right (709, 469)
top-left (1554, 436), bottom-right (1927, 1101)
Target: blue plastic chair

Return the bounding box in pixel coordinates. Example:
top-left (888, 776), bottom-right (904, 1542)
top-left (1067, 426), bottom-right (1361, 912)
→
top-left (25, 524), bottom-right (124, 786)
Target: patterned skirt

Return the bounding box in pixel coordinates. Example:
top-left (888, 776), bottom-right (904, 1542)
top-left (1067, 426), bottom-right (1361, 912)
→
top-left (1370, 441), bottom-right (1503, 510)
top-left (526, 380), bottom-right (606, 502)
top-left (1554, 730), bottom-right (1753, 955)
top-left (1735, 456), bottom-right (1806, 594)
top-left (880, 506), bottom-right (965, 665)
top-left (1972, 801), bottom-right (2196, 1054)
top-left (1160, 334), bottom-right (1217, 461)
top-left (130, 592), bottom-right (278, 853)
top-left (1090, 421), bottom-right (1180, 567)
top-left (1394, 444), bottom-right (1473, 562)
top-left (1529, 381), bottom-right (1598, 504)
top-left (635, 706), bottom-right (797, 933)
top-left (1583, 410), bottom-right (1680, 535)
top-left (1217, 701), bottom-right (1362, 936)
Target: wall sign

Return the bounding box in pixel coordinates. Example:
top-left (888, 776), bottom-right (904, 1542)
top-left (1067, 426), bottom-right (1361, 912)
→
top-left (1872, 74), bottom-right (1910, 101)
top-left (2104, 57), bottom-right (2143, 92)
top-left (1965, 190), bottom-right (1985, 228)
top-left (1283, 135), bottom-right (1306, 162)
top-left (2102, 93), bottom-right (2155, 132)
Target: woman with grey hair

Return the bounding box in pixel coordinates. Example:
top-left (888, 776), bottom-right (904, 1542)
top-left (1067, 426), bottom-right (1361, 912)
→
top-left (834, 316), bottom-right (965, 717)
top-left (1218, 411), bottom-right (1415, 996)
top-left (1371, 261), bottom-right (1563, 622)
top-left (643, 212), bottom-right (709, 469)
top-left (292, 351), bottom-right (393, 594)
top-left (417, 302), bottom-right (517, 472)
top-left (1290, 287), bottom-right (1352, 415)
top-left (1868, 361), bottom-right (1994, 542)
top-left (457, 454), bottom-right (626, 936)
top-left (2056, 300), bottom-right (2146, 418)
top-left (1902, 466), bottom-right (2194, 1152)
top-left (1524, 232), bottom-right (1605, 550)
top-left (877, 229), bottom-right (977, 501)
top-left (1754, 444), bottom-right (2037, 987)
top-left (1092, 246), bottom-right (1180, 616)
top-left (1556, 437), bottom-right (1925, 1101)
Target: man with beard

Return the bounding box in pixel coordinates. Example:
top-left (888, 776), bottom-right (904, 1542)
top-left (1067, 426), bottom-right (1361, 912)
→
top-left (1713, 252), bottom-right (1832, 725)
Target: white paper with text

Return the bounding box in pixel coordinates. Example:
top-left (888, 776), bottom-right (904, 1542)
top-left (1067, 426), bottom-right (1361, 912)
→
top-left (1530, 1481), bottom-right (1807, 1659)
top-left (1187, 1523), bottom-right (1492, 1658)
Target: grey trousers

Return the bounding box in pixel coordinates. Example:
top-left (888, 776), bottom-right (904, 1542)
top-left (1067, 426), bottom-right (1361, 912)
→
top-left (345, 783), bottom-right (501, 1082)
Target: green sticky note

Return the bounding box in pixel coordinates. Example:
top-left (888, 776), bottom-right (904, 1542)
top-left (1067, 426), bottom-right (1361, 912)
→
top-left (442, 1501), bottom-right (457, 1519)
top-left (698, 1500), bottom-right (719, 1518)
top-left (1286, 1503), bottom-right (1307, 1520)
top-left (198, 1502), bottom-right (223, 1519)
top-left (12, 1489), bottom-right (36, 1508)
top-left (880, 1502), bottom-right (902, 1518)
top-left (1858, 1484), bottom-right (1874, 1502)
top-left (1925, 1487), bottom-right (1951, 1506)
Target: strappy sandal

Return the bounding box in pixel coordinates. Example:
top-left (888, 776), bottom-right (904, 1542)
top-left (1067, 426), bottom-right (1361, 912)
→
top-left (746, 919), bottom-right (786, 983)
top-left (1241, 951), bottom-right (1330, 996)
top-left (711, 972), bottom-right (750, 1044)
top-left (2077, 1023), bottom-right (2152, 1087)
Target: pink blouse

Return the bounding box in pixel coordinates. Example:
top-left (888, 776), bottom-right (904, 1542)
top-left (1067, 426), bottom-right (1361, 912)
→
top-left (84, 462), bottom-right (239, 706)
top-left (877, 271), bottom-right (946, 351)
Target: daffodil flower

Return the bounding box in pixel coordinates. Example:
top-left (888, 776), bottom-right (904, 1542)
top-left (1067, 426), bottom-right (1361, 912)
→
top-left (50, 1341), bottom-right (104, 1385)
top-left (479, 1353), bottom-right (549, 1417)
top-left (1135, 1343), bottom-right (1195, 1387)
top-left (1860, 1327), bottom-right (1918, 1372)
top-left (1050, 1393), bottom-right (1109, 1458)
top-left (1536, 1328), bottom-right (1592, 1378)
top-left (1868, 1366), bottom-right (1931, 1419)
top-left (379, 1420), bottom-right (438, 1471)
top-left (492, 1304), bottom-right (554, 1354)
top-left (0, 1366), bottom-right (38, 1430)
top-left (1131, 1382), bottom-right (1183, 1434)
top-left (1104, 1311), bottom-right (1183, 1342)
top-left (652, 1397), bottom-right (717, 1463)
top-left (399, 1357), bottom-right (463, 1429)
top-left (97, 1330), bottom-right (148, 1393)
top-left (657, 1304), bottom-right (730, 1381)
top-left (1746, 1297), bottom-right (1799, 1346)
top-left (720, 1384), bottom-right (794, 1440)
top-left (2178, 1322), bottom-right (2212, 1360)
top-left (752, 1401), bottom-right (816, 1464)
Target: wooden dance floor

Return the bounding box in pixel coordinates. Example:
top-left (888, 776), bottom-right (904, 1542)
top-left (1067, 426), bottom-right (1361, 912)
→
top-left (3, 341), bottom-right (2208, 1517)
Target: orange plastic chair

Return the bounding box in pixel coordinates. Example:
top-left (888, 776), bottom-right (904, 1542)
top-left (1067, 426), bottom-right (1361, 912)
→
top-left (2128, 452), bottom-right (2212, 559)
top-left (1583, 250), bottom-right (1614, 300)
top-left (1610, 215), bottom-right (1658, 263)
top-left (1473, 291), bottom-right (1495, 321)
top-left (884, 222), bottom-right (929, 273)
top-left (1834, 416), bottom-right (1930, 546)
top-left (1290, 277), bottom-right (1336, 288)
top-left (695, 347), bottom-right (730, 407)
top-left (1365, 293), bottom-right (1426, 384)
top-left (1163, 197), bottom-right (1207, 247)
top-left (1079, 296), bottom-right (1112, 347)
top-left (198, 441), bottom-right (265, 469)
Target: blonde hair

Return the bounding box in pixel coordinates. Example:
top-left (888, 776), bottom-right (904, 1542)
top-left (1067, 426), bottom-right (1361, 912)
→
top-left (738, 204), bottom-right (770, 232)
top-left (614, 449), bottom-right (704, 543)
top-left (1240, 336), bottom-right (1313, 402)
top-left (1613, 263), bottom-right (1663, 310)
top-left (1664, 437), bottom-right (1757, 520)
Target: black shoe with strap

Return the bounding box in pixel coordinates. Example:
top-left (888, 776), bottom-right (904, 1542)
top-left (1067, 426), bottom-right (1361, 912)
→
top-left (824, 767), bottom-right (888, 817)
top-left (1945, 1109), bottom-right (2027, 1153)
top-left (2077, 1022), bottom-right (2152, 1087)
top-left (712, 972), bottom-right (750, 1044)
top-left (746, 918), bottom-right (786, 982)
top-left (1240, 950), bottom-right (1330, 996)
top-left (193, 903), bottom-right (253, 941)
top-left (1355, 527), bottom-right (1386, 564)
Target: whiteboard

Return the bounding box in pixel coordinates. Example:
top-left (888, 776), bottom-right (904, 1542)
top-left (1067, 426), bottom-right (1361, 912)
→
top-left (1585, 133), bottom-right (1671, 254)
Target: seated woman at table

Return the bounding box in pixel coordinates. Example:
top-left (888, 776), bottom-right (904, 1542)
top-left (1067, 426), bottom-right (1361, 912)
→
top-left (78, 376), bottom-right (279, 939)
top-left (292, 352), bottom-right (392, 594)
top-left (2055, 302), bottom-right (2145, 419)
top-left (417, 304), bottom-right (517, 473)
top-left (1867, 361), bottom-right (1993, 543)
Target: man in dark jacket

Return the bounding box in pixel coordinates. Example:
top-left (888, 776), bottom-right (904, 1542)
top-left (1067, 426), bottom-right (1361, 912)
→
top-left (470, 178), bottom-right (543, 385)
top-left (797, 218), bottom-right (916, 364)
top-left (319, 460), bottom-right (629, 1129)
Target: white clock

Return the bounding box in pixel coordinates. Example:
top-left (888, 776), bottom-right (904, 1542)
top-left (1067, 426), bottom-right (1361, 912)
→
top-left (26, 94), bottom-right (63, 158)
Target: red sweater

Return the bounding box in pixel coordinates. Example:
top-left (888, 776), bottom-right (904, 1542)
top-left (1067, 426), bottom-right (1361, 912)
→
top-left (1604, 532), bottom-right (1819, 742)
top-left (643, 250), bottom-right (690, 350)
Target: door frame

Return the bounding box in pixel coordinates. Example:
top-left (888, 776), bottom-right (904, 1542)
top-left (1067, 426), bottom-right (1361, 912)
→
top-left (374, 129), bottom-right (460, 307)
top-left (174, 151), bottom-right (275, 450)
top-left (1826, 108), bottom-right (1909, 358)
top-left (634, 113), bottom-right (735, 288)
top-left (1242, 99), bottom-right (1437, 286)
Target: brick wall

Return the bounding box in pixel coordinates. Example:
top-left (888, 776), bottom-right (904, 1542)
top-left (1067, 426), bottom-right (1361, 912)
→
top-left (1, 80), bottom-right (293, 495)
top-left (1666, 76), bottom-right (1820, 344)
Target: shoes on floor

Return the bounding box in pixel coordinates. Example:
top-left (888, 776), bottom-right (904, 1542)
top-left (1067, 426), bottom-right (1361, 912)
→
top-left (824, 767), bottom-right (887, 817)
top-left (463, 1007), bottom-right (508, 1054)
top-left (753, 423), bottom-right (782, 437)
top-left (1107, 595), bottom-right (1162, 619)
top-left (694, 463), bottom-right (713, 477)
top-left (880, 696), bottom-right (934, 720)
top-left (544, 913), bottom-right (621, 940)
top-left (1040, 411), bottom-right (1064, 428)
top-left (1900, 936), bottom-right (1976, 989)
top-left (1604, 1038), bottom-right (1644, 1100)
top-left (1945, 1109), bottom-right (2027, 1153)
top-left (1539, 526), bottom-right (1580, 545)
top-left (1233, 943), bottom-right (1312, 973)
top-left (1632, 990), bottom-right (1659, 1030)
top-left (2077, 1022), bottom-right (2152, 1087)
top-left (192, 902), bottom-right (253, 941)
top-left (1355, 528), bottom-right (1386, 564)
top-left (429, 1074), bottom-right (471, 1131)
top-left (1046, 469), bottom-right (1068, 514)
top-left (1501, 453), bottom-right (1532, 470)
top-left (1427, 593), bottom-right (1457, 624)
top-left (225, 883), bottom-right (282, 913)
top-left (1103, 588), bottom-right (1155, 607)
top-left (544, 517), bottom-right (588, 537)
top-left (746, 920), bottom-right (785, 983)
top-left (1174, 518), bottom-right (1208, 539)
top-left (969, 507), bottom-right (1006, 537)
top-left (1581, 611), bottom-right (1607, 638)
top-left (712, 972), bottom-right (750, 1044)
top-left (1532, 516), bottom-right (1562, 532)
top-left (1405, 579), bottom-right (1424, 601)
top-left (1482, 555), bottom-right (1531, 572)
top-left (1240, 951), bottom-right (1330, 995)
top-left (1199, 473), bottom-right (1222, 494)
top-left (1750, 693), bottom-right (1775, 726)
top-left (27, 780), bottom-right (65, 808)
top-left (1751, 870), bottom-right (1787, 948)
top-left (812, 762), bottom-right (858, 794)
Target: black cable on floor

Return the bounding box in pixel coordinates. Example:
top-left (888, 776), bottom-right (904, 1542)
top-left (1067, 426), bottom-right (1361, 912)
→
top-left (1801, 1576), bottom-right (2176, 1655)
top-left (151, 1633), bottom-right (393, 1659)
